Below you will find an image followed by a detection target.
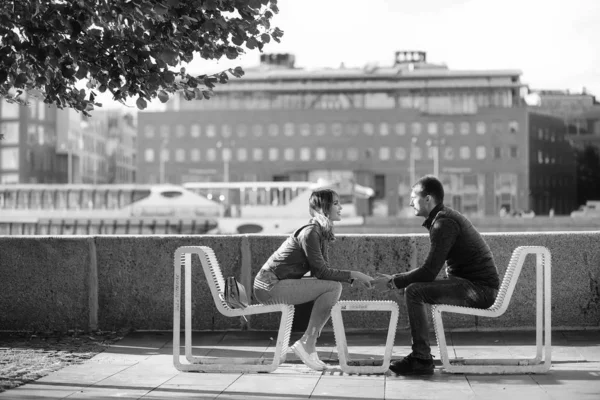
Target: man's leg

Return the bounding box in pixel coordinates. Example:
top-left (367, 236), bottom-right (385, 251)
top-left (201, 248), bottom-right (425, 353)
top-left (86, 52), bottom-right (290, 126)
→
top-left (391, 278), bottom-right (496, 375)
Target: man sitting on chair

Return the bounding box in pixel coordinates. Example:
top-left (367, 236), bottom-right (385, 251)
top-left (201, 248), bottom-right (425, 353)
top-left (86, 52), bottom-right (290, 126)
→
top-left (372, 175), bottom-right (500, 375)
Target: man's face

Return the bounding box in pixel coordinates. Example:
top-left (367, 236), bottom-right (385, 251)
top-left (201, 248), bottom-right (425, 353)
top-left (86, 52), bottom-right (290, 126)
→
top-left (409, 185), bottom-right (431, 218)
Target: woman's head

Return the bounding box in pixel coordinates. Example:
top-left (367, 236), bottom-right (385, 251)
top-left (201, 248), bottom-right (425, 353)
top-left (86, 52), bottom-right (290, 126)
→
top-left (308, 188), bottom-right (340, 240)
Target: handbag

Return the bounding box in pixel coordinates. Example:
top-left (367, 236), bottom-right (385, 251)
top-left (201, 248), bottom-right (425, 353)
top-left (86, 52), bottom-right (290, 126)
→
top-left (224, 276), bottom-right (249, 309)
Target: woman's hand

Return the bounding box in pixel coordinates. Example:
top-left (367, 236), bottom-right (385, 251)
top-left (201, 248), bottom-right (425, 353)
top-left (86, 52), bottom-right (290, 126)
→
top-left (350, 271), bottom-right (373, 289)
top-left (371, 272), bottom-right (393, 292)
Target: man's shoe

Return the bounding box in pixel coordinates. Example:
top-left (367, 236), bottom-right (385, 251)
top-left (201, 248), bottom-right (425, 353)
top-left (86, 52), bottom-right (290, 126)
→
top-left (389, 354), bottom-right (434, 375)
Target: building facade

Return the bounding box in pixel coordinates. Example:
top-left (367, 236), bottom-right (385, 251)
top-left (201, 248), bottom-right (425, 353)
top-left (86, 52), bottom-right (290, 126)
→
top-left (137, 52), bottom-right (577, 216)
top-left (0, 98), bottom-right (137, 185)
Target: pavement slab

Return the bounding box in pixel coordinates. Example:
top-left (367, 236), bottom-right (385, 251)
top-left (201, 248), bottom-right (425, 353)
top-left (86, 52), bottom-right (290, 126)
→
top-left (0, 329), bottom-right (598, 400)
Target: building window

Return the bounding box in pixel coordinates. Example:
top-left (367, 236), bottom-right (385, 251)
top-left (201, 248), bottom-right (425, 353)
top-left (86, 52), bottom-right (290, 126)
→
top-left (379, 123), bottom-right (389, 136)
top-left (252, 124), bottom-right (263, 137)
top-left (160, 148), bottom-right (170, 162)
top-left (190, 124), bottom-right (201, 138)
top-left (206, 124), bottom-right (216, 138)
top-left (444, 147), bottom-right (454, 160)
top-left (1, 122), bottom-right (19, 144)
top-left (315, 123), bottom-right (326, 136)
top-left (284, 148), bottom-right (295, 161)
top-left (221, 124), bottom-right (232, 138)
top-left (347, 148), bottom-right (358, 160)
top-left (144, 148), bottom-right (155, 162)
top-left (395, 123), bottom-right (406, 136)
top-left (235, 124), bottom-right (247, 138)
top-left (493, 147), bottom-right (502, 159)
top-left (176, 124), bottom-right (186, 138)
top-left (413, 146), bottom-right (422, 160)
top-left (460, 122), bottom-right (470, 135)
top-left (427, 122), bottom-right (438, 135)
top-left (144, 125), bottom-right (155, 138)
top-left (475, 146), bottom-right (486, 159)
top-left (379, 147), bottom-right (390, 160)
top-left (300, 147), bottom-right (311, 161)
top-left (1, 102), bottom-right (19, 118)
top-left (190, 149), bottom-right (200, 162)
top-left (363, 123), bottom-right (374, 136)
top-left (253, 148), bottom-right (263, 161)
top-left (395, 147), bottom-right (406, 160)
top-left (476, 121), bottom-right (486, 135)
top-left (316, 147), bottom-right (327, 161)
top-left (332, 122), bottom-right (343, 136)
top-left (509, 121), bottom-right (519, 134)
top-left (347, 123), bottom-right (360, 136)
top-left (510, 146), bottom-right (518, 158)
top-left (443, 122), bottom-right (454, 135)
top-left (411, 122), bottom-right (422, 135)
top-left (160, 124), bottom-right (170, 138)
top-left (284, 123), bottom-right (294, 136)
top-left (268, 124), bottom-right (279, 137)
top-left (237, 148), bottom-right (247, 161)
top-left (175, 148), bottom-right (185, 162)
top-left (269, 147), bottom-right (278, 161)
top-left (207, 148), bottom-right (216, 161)
top-left (0, 173), bottom-right (19, 183)
top-left (300, 123), bottom-right (310, 136)
top-left (459, 146), bottom-right (471, 159)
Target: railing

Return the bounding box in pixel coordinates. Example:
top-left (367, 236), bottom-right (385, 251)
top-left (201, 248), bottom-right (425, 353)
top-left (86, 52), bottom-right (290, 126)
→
top-left (0, 218), bottom-right (217, 235)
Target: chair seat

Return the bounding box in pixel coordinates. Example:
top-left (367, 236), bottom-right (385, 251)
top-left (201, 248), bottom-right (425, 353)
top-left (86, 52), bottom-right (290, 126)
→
top-left (432, 246), bottom-right (552, 374)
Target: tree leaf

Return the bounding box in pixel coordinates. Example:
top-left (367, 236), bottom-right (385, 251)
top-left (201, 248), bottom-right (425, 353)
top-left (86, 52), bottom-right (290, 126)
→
top-left (158, 90), bottom-right (169, 103)
top-left (136, 96), bottom-right (147, 110)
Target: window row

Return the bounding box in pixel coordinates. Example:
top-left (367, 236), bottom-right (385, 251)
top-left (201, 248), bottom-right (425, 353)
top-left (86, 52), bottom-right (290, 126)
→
top-left (142, 120), bottom-right (520, 139)
top-left (143, 145), bottom-right (520, 163)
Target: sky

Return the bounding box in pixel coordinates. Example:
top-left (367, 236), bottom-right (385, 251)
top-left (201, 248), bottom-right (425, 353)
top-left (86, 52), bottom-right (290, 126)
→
top-left (113, 0), bottom-right (600, 110)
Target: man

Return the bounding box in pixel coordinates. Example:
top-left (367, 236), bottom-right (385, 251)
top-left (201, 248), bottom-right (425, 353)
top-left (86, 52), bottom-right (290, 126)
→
top-left (372, 175), bottom-right (499, 375)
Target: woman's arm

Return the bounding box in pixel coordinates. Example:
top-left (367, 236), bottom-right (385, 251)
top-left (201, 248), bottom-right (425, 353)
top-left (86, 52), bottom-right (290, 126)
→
top-left (299, 228), bottom-right (352, 282)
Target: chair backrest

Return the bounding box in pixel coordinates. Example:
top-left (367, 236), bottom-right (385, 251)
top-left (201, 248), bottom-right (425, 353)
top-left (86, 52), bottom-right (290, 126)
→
top-left (488, 246), bottom-right (530, 314)
top-left (193, 246), bottom-right (232, 312)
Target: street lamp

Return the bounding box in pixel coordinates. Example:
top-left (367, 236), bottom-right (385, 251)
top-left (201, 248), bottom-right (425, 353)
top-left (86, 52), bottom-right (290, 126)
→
top-left (409, 137), bottom-right (418, 185)
top-left (216, 140), bottom-right (234, 183)
top-left (159, 137), bottom-right (168, 184)
top-left (426, 137), bottom-right (446, 178)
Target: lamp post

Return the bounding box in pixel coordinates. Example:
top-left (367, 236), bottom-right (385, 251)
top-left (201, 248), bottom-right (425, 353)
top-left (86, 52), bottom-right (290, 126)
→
top-left (425, 137), bottom-right (446, 178)
top-left (409, 137), bottom-right (418, 185)
top-left (216, 140), bottom-right (234, 183)
top-left (159, 137), bottom-right (168, 184)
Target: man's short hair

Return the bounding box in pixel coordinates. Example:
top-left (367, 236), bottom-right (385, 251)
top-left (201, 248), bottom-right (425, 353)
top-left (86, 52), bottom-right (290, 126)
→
top-left (413, 175), bottom-right (444, 203)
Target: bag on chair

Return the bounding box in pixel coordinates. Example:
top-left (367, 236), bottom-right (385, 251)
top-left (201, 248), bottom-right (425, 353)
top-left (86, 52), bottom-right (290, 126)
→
top-left (224, 276), bottom-right (249, 309)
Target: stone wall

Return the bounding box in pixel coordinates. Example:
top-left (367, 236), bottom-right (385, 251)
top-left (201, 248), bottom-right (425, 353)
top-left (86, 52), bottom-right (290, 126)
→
top-left (1, 232), bottom-right (598, 332)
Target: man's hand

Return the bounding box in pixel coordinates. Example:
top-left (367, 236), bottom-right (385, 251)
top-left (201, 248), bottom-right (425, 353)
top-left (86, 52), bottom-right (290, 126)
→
top-left (371, 273), bottom-right (394, 292)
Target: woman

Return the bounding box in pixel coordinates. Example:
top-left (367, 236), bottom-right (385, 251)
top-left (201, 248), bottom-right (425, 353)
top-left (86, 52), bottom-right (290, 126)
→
top-left (253, 188), bottom-right (373, 370)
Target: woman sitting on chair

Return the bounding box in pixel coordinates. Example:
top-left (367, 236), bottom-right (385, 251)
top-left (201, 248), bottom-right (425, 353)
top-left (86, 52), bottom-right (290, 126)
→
top-left (253, 188), bottom-right (373, 371)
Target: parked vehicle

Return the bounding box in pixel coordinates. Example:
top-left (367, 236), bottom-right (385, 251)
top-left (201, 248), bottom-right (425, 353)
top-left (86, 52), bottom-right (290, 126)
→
top-left (570, 201), bottom-right (600, 218)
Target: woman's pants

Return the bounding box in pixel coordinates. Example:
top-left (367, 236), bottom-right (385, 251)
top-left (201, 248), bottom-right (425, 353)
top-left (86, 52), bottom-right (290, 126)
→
top-left (254, 278), bottom-right (342, 338)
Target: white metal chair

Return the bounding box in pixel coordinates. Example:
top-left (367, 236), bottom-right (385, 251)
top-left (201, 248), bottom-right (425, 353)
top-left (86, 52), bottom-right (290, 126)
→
top-left (331, 300), bottom-right (399, 374)
top-left (173, 245), bottom-right (295, 373)
top-left (432, 246), bottom-right (552, 374)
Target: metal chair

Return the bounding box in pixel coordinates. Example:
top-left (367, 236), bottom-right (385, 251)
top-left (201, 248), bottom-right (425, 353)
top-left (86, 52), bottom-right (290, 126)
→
top-left (173, 245), bottom-right (295, 373)
top-left (331, 300), bottom-right (399, 374)
top-left (432, 246), bottom-right (552, 374)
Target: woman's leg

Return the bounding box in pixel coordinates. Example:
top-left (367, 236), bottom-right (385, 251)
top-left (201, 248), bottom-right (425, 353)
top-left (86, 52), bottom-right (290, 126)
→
top-left (255, 278), bottom-right (342, 353)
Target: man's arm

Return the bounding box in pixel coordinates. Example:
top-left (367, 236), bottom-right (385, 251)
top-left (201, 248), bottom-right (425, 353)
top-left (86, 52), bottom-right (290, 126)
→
top-left (390, 218), bottom-right (460, 290)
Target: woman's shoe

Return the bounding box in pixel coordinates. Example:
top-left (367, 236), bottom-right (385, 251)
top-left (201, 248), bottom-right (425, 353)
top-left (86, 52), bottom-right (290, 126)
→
top-left (290, 341), bottom-right (327, 371)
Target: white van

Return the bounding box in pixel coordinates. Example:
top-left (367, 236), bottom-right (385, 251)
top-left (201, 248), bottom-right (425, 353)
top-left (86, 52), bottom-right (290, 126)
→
top-left (570, 201), bottom-right (600, 218)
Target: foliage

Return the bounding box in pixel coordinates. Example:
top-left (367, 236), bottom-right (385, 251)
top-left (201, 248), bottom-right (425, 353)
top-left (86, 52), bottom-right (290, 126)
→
top-left (0, 0), bottom-right (283, 115)
top-left (575, 144), bottom-right (600, 205)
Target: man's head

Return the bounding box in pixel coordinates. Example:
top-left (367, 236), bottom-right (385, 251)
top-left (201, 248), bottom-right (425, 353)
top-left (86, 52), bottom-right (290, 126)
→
top-left (410, 175), bottom-right (444, 218)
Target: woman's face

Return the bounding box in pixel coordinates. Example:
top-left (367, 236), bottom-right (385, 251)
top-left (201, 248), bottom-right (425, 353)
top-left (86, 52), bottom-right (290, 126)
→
top-left (327, 195), bottom-right (342, 222)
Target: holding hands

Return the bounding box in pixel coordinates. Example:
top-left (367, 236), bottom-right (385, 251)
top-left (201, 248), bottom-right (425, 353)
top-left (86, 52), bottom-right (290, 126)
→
top-left (371, 273), bottom-right (395, 292)
top-left (350, 271), bottom-right (374, 289)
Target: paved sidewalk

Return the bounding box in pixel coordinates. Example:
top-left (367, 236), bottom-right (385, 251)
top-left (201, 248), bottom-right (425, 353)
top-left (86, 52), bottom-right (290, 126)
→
top-left (1, 330), bottom-right (599, 399)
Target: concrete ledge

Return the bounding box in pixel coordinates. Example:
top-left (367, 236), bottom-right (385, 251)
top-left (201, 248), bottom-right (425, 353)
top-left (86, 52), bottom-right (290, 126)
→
top-left (0, 232), bottom-right (599, 332)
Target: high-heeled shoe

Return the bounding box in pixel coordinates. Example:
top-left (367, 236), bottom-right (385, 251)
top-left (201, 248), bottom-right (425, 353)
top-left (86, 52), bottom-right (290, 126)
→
top-left (290, 340), bottom-right (327, 371)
